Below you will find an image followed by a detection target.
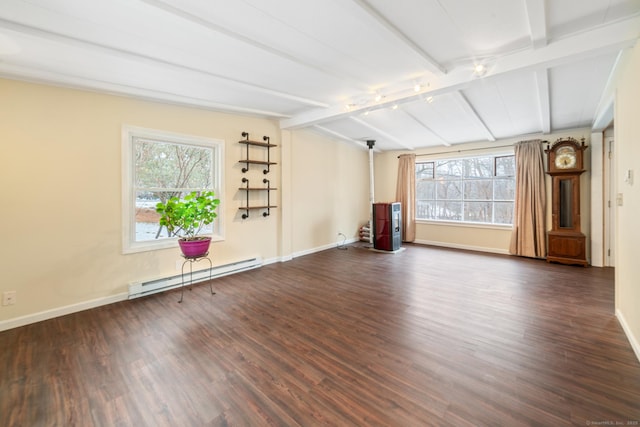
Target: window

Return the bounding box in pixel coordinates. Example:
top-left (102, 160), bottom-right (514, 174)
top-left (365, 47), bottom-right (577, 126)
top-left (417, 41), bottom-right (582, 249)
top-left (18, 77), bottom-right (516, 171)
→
top-left (122, 126), bottom-right (224, 253)
top-left (416, 153), bottom-right (515, 225)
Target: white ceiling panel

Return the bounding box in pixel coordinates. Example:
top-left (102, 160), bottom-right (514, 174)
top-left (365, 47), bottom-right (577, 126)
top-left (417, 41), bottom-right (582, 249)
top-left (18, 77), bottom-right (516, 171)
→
top-left (403, 93), bottom-right (491, 144)
top-left (0, 0), bottom-right (638, 151)
top-left (462, 72), bottom-right (541, 139)
top-left (548, 0), bottom-right (640, 40)
top-left (355, 107), bottom-right (444, 149)
top-left (549, 52), bottom-right (619, 131)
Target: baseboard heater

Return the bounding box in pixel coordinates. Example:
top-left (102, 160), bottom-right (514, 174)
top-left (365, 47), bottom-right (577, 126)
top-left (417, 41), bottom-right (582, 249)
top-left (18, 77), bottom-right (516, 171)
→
top-left (128, 257), bottom-right (262, 299)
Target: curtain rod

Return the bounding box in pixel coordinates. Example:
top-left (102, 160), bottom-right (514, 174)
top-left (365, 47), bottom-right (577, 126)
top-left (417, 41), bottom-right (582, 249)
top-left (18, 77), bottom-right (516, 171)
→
top-left (398, 140), bottom-right (549, 158)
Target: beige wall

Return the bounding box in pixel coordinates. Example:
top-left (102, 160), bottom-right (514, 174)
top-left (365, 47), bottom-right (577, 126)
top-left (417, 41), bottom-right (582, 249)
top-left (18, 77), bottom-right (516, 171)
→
top-left (289, 130), bottom-right (370, 253)
top-left (0, 79), bottom-right (369, 325)
top-left (615, 41), bottom-right (640, 358)
top-left (374, 129), bottom-right (592, 254)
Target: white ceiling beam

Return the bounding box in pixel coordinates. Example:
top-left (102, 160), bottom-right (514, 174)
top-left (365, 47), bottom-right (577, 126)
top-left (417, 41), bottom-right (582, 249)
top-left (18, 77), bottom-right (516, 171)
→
top-left (524, 0), bottom-right (548, 48)
top-left (451, 91), bottom-right (495, 142)
top-left (349, 0), bottom-right (446, 75)
top-left (0, 62), bottom-right (290, 118)
top-left (281, 85), bottom-right (466, 129)
top-left (534, 68), bottom-right (551, 134)
top-left (0, 18), bottom-right (330, 109)
top-left (312, 125), bottom-right (369, 149)
top-left (349, 117), bottom-right (415, 150)
top-left (281, 15), bottom-right (639, 129)
top-left (592, 48), bottom-right (633, 131)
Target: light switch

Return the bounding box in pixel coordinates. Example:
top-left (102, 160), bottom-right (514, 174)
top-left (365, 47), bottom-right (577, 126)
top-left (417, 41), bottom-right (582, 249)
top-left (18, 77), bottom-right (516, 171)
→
top-left (616, 193), bottom-right (624, 206)
top-left (625, 169), bottom-right (634, 185)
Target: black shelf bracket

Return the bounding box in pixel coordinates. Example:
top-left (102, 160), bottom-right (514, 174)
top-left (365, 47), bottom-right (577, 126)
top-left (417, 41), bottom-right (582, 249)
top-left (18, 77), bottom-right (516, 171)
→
top-left (241, 132), bottom-right (250, 173)
top-left (241, 177), bottom-right (249, 219)
top-left (263, 178), bottom-right (271, 217)
top-left (263, 136), bottom-right (271, 174)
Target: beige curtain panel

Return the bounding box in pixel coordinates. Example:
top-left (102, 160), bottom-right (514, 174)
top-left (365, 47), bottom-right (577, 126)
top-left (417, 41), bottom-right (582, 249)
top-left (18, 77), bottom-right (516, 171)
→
top-left (396, 154), bottom-right (416, 242)
top-left (509, 140), bottom-right (547, 258)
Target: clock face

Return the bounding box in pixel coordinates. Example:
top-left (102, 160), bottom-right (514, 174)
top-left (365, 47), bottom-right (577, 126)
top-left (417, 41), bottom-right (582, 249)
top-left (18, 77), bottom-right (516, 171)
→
top-left (555, 146), bottom-right (577, 169)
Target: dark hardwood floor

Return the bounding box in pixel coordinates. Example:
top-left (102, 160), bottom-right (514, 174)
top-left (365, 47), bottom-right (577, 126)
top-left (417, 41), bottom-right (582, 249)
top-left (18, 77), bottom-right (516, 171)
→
top-left (1, 244), bottom-right (639, 426)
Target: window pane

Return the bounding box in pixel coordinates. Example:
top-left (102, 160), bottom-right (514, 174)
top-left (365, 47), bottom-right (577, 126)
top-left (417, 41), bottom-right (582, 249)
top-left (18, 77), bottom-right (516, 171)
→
top-left (414, 152), bottom-right (514, 226)
top-left (494, 202), bottom-right (514, 224)
top-left (416, 162), bottom-right (434, 179)
top-left (135, 139), bottom-right (212, 190)
top-left (437, 180), bottom-right (462, 199)
top-left (417, 180), bottom-right (435, 199)
top-left (436, 160), bottom-right (462, 178)
top-left (494, 179), bottom-right (515, 200)
top-left (495, 155), bottom-right (515, 177)
top-left (134, 191), bottom-right (166, 241)
top-left (436, 201), bottom-right (462, 221)
top-left (464, 201), bottom-right (492, 223)
top-left (464, 157), bottom-right (492, 177)
top-left (464, 180), bottom-right (492, 200)
top-left (417, 200), bottom-right (437, 220)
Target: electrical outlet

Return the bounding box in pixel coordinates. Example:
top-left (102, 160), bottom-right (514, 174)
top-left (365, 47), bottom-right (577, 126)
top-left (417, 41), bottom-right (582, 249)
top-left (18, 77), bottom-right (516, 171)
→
top-left (2, 291), bottom-right (16, 306)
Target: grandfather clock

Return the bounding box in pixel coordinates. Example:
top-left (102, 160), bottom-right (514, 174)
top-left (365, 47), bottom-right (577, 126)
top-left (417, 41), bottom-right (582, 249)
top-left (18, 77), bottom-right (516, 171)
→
top-left (545, 137), bottom-right (589, 266)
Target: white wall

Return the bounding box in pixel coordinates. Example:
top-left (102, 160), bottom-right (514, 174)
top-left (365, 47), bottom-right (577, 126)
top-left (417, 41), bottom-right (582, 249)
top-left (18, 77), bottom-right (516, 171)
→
top-left (614, 41), bottom-right (640, 360)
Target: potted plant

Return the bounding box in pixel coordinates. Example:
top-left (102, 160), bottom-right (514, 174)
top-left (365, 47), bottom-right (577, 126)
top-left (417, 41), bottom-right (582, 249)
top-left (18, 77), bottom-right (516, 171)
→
top-left (155, 190), bottom-right (220, 258)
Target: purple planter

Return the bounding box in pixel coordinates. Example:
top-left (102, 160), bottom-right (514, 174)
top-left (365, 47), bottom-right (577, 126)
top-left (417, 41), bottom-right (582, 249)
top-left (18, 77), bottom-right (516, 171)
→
top-left (178, 237), bottom-right (212, 258)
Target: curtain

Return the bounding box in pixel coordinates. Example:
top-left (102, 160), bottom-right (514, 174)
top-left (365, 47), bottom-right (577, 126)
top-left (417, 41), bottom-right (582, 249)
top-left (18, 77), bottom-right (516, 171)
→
top-left (509, 140), bottom-right (546, 258)
top-left (396, 154), bottom-right (416, 242)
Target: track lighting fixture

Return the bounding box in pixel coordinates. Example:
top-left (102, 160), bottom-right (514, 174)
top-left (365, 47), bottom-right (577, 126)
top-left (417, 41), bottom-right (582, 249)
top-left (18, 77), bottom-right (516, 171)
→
top-left (473, 63), bottom-right (487, 77)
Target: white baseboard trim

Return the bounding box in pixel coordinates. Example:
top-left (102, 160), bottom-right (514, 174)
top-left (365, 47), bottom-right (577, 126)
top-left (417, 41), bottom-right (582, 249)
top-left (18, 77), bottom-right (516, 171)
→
top-left (292, 237), bottom-right (359, 259)
top-left (294, 243), bottom-right (335, 258)
top-left (616, 308), bottom-right (640, 364)
top-left (263, 256), bottom-right (285, 265)
top-left (413, 239), bottom-right (510, 255)
top-left (0, 292), bottom-right (129, 332)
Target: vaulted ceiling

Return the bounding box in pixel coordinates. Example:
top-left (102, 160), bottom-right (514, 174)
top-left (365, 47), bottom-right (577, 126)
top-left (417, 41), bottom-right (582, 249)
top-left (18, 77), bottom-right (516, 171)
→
top-left (1, 0), bottom-right (638, 151)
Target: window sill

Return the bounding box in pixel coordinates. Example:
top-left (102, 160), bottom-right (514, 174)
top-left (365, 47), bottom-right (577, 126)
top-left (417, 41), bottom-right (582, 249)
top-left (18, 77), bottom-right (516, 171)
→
top-left (122, 234), bottom-right (224, 255)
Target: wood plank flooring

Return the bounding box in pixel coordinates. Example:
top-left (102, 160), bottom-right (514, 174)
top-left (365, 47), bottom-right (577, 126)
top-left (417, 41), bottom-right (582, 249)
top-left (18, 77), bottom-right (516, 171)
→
top-left (1, 243), bottom-right (639, 426)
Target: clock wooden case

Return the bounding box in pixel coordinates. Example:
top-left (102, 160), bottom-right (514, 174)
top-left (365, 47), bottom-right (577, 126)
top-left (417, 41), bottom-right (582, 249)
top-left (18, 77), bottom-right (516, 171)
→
top-left (545, 137), bottom-right (588, 266)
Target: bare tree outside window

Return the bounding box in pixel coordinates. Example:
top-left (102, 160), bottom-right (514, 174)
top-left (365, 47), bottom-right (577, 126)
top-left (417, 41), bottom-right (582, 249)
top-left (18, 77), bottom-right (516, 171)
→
top-left (416, 154), bottom-right (515, 225)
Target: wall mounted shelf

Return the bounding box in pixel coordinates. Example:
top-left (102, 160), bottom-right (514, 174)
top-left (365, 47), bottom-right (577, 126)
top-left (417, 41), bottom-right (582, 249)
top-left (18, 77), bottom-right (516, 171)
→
top-left (238, 132), bottom-right (277, 174)
top-left (239, 177), bottom-right (277, 219)
top-left (238, 132), bottom-right (278, 219)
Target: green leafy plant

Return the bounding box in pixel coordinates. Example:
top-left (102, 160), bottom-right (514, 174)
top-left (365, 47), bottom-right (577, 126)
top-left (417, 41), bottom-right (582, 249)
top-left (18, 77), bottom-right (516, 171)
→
top-left (155, 191), bottom-right (220, 240)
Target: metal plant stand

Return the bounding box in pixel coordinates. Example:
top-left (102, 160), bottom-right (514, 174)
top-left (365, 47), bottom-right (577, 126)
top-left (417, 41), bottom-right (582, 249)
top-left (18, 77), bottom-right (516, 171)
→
top-left (179, 253), bottom-right (215, 303)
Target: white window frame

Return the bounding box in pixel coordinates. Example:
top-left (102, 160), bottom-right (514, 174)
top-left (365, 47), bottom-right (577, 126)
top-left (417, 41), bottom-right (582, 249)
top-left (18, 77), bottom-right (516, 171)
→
top-left (121, 125), bottom-right (225, 254)
top-left (415, 150), bottom-right (515, 227)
